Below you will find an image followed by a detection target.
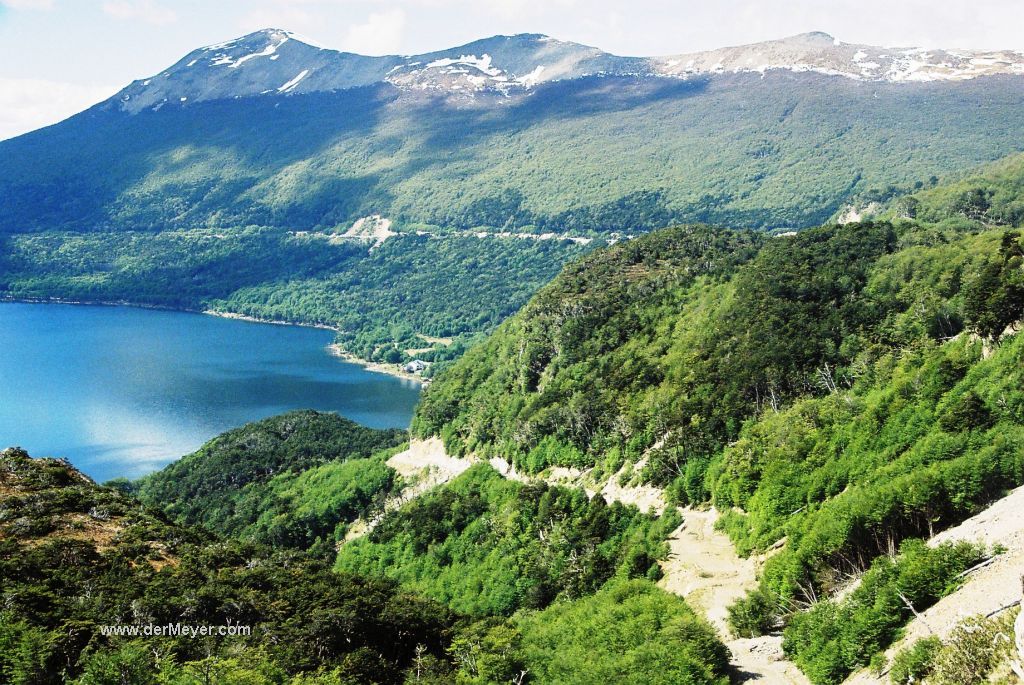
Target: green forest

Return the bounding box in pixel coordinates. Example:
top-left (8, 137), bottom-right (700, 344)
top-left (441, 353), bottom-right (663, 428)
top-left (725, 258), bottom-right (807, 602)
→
top-left (133, 411), bottom-right (407, 556)
top-left (0, 442), bottom-right (729, 684)
top-left (3, 73), bottom-right (1024, 235)
top-left (412, 159), bottom-right (1024, 682)
top-left (3, 67), bottom-right (1024, 682)
top-left (336, 463), bottom-right (677, 616)
top-left (0, 229), bottom-right (592, 365)
top-left (4, 64), bottom-right (1024, 367)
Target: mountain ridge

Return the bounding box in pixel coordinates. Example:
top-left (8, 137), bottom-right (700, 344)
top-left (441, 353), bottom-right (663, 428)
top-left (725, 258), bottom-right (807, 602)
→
top-left (103, 28), bottom-right (1024, 115)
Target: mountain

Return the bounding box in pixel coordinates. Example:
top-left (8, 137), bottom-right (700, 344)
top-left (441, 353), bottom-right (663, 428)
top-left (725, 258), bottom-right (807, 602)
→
top-left (4, 29), bottom-right (1024, 364)
top-left (112, 29), bottom-right (1024, 114)
top-left (655, 30), bottom-right (1024, 82)
top-left (413, 201), bottom-right (1024, 680)
top-left (4, 29), bottom-right (1024, 236)
top-left (112, 29), bottom-right (645, 111)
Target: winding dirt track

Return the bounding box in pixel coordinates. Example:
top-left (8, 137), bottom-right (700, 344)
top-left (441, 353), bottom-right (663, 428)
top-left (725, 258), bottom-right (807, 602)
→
top-left (381, 441), bottom-right (1024, 683)
top-left (659, 508), bottom-right (810, 684)
top-left (386, 440), bottom-right (810, 683)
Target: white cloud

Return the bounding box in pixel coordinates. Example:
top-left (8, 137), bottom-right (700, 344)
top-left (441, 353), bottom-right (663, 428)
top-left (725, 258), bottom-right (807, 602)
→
top-left (0, 78), bottom-right (118, 141)
top-left (0, 0), bottom-right (55, 9)
top-left (102, 0), bottom-right (177, 25)
top-left (340, 8), bottom-right (406, 55)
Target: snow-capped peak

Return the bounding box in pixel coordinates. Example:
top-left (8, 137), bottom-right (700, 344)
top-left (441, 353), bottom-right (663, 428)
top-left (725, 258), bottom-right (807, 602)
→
top-left (652, 32), bottom-right (1024, 82)
top-left (109, 29), bottom-right (1024, 114)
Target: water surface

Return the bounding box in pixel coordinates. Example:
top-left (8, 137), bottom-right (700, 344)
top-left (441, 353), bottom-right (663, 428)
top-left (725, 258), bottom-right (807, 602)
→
top-left (0, 303), bottom-right (420, 481)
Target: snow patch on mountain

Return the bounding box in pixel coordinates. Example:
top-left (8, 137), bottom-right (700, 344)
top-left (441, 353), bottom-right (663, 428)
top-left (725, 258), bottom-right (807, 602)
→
top-left (654, 32), bottom-right (1024, 83)
top-left (277, 69), bottom-right (309, 93)
top-left (109, 28), bottom-right (1024, 115)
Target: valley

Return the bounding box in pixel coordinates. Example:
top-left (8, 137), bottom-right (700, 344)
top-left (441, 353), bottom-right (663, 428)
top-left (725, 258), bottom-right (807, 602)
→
top-left (4, 30), bottom-right (1024, 364)
top-left (2, 16), bottom-right (1024, 685)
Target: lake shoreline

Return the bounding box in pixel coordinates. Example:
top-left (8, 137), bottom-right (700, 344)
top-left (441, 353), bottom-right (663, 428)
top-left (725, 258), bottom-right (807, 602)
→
top-left (203, 311), bottom-right (425, 384)
top-left (327, 344), bottom-right (427, 385)
top-left (0, 301), bottom-right (421, 482)
top-left (0, 297), bottom-right (421, 384)
top-left (201, 308), bottom-right (338, 331)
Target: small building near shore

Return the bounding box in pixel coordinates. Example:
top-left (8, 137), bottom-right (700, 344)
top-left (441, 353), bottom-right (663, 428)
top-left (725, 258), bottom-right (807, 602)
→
top-left (403, 359), bottom-right (429, 374)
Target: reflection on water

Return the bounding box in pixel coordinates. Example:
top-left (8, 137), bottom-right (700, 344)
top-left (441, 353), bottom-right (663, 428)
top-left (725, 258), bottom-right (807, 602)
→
top-left (0, 303), bottom-right (421, 481)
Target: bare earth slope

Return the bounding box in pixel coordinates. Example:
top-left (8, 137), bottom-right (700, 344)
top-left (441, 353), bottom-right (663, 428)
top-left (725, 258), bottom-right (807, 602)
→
top-left (846, 485), bottom-right (1024, 684)
top-left (383, 439), bottom-right (809, 683)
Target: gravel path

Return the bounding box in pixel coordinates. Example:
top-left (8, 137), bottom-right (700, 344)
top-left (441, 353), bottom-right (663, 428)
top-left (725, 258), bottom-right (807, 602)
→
top-left (376, 440), bottom-right (811, 682)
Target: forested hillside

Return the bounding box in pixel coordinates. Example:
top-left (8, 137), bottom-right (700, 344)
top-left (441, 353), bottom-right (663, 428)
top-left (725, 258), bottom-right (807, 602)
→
top-left (4, 72), bottom-right (1024, 235)
top-left (136, 412), bottom-right (719, 679)
top-left (0, 447), bottom-right (455, 684)
top-left (883, 151), bottom-right (1024, 228)
top-left (134, 411), bottom-right (406, 556)
top-left (0, 229), bottom-right (592, 364)
top-left (8, 20), bottom-right (1024, 685)
top-left (1, 439), bottom-right (733, 683)
top-left (336, 463), bottom-right (678, 616)
top-left (414, 200), bottom-right (1024, 681)
top-left (5, 30), bottom-right (1024, 364)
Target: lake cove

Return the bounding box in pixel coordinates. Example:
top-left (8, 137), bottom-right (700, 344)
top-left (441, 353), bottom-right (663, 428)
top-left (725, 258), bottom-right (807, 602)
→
top-left (0, 303), bottom-right (421, 482)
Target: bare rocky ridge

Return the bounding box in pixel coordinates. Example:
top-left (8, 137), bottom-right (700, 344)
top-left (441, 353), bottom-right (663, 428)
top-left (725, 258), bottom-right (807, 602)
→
top-left (109, 29), bottom-right (1024, 114)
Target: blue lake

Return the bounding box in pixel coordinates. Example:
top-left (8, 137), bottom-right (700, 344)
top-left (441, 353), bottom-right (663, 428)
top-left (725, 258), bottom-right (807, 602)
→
top-left (0, 303), bottom-right (421, 482)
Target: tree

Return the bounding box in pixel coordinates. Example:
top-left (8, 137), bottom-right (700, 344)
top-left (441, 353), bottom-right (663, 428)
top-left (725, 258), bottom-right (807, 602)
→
top-left (963, 232), bottom-right (1024, 340)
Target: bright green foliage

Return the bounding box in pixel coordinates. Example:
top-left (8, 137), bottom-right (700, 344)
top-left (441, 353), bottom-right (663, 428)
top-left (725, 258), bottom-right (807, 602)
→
top-left (780, 540), bottom-right (986, 684)
top-left (448, 618), bottom-right (528, 685)
top-left (336, 463), bottom-right (679, 616)
top-left (74, 643), bottom-right (165, 685)
top-left (0, 448), bottom-right (456, 684)
top-left (889, 637), bottom-right (941, 685)
top-left (722, 332), bottom-right (1024, 612)
top-left (414, 205), bottom-right (1024, 678)
top-left (136, 411), bottom-right (406, 549)
top-left (447, 581), bottom-right (730, 685)
top-left (882, 153), bottom-right (1024, 228)
top-left (415, 221), bottom-right (906, 472)
top-left (962, 231), bottom-right (1024, 339)
top-left (0, 614), bottom-right (53, 685)
top-left (229, 453), bottom-right (399, 555)
top-left (513, 580), bottom-right (730, 685)
top-left (412, 224), bottom-right (766, 467)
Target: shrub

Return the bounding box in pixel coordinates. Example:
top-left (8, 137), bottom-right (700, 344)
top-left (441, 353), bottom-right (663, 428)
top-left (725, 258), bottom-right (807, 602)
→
top-left (889, 636), bottom-right (940, 684)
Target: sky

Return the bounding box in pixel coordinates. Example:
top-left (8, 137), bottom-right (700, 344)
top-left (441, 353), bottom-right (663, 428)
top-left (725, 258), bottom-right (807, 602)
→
top-left (2, 0), bottom-right (1023, 139)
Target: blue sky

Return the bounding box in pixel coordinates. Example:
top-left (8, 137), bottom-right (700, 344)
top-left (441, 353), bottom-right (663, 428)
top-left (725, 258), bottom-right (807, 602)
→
top-left (2, 0), bottom-right (1023, 139)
